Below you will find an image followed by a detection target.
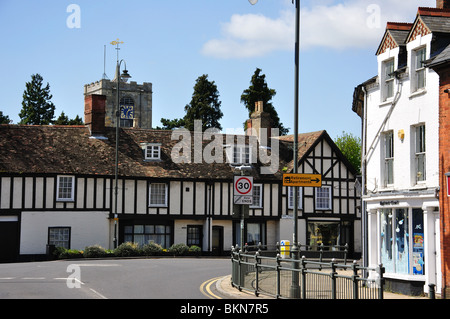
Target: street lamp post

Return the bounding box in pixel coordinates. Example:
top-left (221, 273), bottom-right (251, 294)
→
top-left (249, 0), bottom-right (301, 298)
top-left (112, 51), bottom-right (131, 249)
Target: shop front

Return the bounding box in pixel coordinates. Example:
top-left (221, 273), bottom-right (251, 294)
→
top-left (366, 195), bottom-right (440, 295)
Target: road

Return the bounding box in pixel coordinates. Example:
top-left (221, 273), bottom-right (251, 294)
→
top-left (0, 257), bottom-right (231, 299)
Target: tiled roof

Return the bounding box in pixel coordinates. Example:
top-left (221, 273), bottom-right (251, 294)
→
top-left (275, 130), bottom-right (326, 172)
top-left (1, 125), bottom-right (316, 180)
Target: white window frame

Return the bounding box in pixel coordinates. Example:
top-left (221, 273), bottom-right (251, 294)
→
top-left (145, 144), bottom-right (161, 160)
top-left (383, 131), bottom-right (394, 187)
top-left (48, 227), bottom-right (71, 249)
top-left (56, 175), bottom-right (75, 202)
top-left (413, 47), bottom-right (427, 92)
top-left (250, 184), bottom-right (263, 208)
top-left (414, 124), bottom-right (426, 183)
top-left (149, 183), bottom-right (168, 207)
top-left (382, 58), bottom-right (395, 102)
top-left (232, 145), bottom-right (251, 165)
top-left (315, 186), bottom-right (332, 210)
top-left (288, 186), bottom-right (302, 209)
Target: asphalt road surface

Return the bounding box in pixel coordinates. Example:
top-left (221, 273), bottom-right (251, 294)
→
top-left (0, 257), bottom-right (231, 299)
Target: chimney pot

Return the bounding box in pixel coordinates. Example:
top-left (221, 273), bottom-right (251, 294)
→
top-left (437, 0), bottom-right (450, 9)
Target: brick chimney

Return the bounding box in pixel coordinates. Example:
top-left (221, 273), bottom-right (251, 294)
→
top-left (84, 94), bottom-right (106, 136)
top-left (437, 0), bottom-right (450, 9)
top-left (247, 101), bottom-right (272, 145)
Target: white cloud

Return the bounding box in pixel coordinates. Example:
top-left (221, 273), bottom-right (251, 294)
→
top-left (201, 11), bottom-right (294, 59)
top-left (201, 0), bottom-right (436, 59)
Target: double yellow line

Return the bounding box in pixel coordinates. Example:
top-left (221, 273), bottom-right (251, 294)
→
top-left (200, 276), bottom-right (223, 299)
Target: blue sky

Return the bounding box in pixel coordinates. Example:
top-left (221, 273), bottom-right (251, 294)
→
top-left (0, 0), bottom-right (436, 139)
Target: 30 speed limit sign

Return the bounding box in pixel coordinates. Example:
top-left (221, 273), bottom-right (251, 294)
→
top-left (233, 176), bottom-right (253, 205)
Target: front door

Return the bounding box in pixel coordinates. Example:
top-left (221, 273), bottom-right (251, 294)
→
top-left (0, 218), bottom-right (19, 263)
top-left (212, 226), bottom-right (223, 256)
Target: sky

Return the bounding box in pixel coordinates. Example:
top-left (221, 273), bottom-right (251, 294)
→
top-left (0, 0), bottom-right (436, 140)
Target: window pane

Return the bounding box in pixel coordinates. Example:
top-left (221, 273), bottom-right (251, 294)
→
top-left (134, 225), bottom-right (144, 234)
top-left (145, 225), bottom-right (154, 233)
top-left (288, 187), bottom-right (301, 209)
top-left (412, 209), bottom-right (425, 275)
top-left (49, 227), bottom-right (70, 249)
top-left (307, 222), bottom-right (340, 248)
top-left (58, 176), bottom-right (73, 200)
top-left (394, 209), bottom-right (409, 274)
top-left (150, 184), bottom-right (166, 206)
top-left (316, 186), bottom-right (331, 210)
top-left (380, 209), bottom-right (394, 273)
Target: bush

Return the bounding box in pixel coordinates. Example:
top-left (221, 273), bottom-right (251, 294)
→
top-left (142, 242), bottom-right (164, 256)
top-left (168, 243), bottom-right (189, 255)
top-left (114, 242), bottom-right (141, 257)
top-left (188, 245), bottom-right (201, 255)
top-left (57, 248), bottom-right (84, 259)
top-left (83, 245), bottom-right (108, 258)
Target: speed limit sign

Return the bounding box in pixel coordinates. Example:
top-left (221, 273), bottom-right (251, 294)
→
top-left (234, 176), bottom-right (253, 205)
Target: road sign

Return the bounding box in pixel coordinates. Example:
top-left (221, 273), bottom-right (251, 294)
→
top-left (234, 176), bottom-right (253, 205)
top-left (283, 173), bottom-right (322, 187)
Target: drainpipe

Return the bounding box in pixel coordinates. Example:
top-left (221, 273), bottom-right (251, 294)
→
top-left (361, 85), bottom-right (368, 270)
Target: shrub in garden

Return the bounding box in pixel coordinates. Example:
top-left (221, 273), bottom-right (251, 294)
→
top-left (168, 243), bottom-right (189, 255)
top-left (142, 242), bottom-right (164, 256)
top-left (188, 245), bottom-right (201, 255)
top-left (57, 248), bottom-right (83, 259)
top-left (83, 245), bottom-right (108, 258)
top-left (114, 242), bottom-right (141, 257)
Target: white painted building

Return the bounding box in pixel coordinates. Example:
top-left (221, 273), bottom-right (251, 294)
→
top-left (352, 6), bottom-right (449, 295)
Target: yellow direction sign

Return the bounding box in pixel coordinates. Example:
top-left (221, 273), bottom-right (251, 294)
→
top-left (283, 174), bottom-right (322, 187)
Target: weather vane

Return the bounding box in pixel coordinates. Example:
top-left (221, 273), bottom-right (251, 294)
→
top-left (110, 38), bottom-right (124, 62)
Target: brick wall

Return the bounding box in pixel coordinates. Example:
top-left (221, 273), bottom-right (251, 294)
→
top-left (436, 65), bottom-right (450, 298)
top-left (84, 94), bottom-right (106, 135)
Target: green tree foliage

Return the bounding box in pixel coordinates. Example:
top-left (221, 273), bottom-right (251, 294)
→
top-left (241, 68), bottom-right (289, 136)
top-left (19, 74), bottom-right (56, 125)
top-left (158, 117), bottom-right (186, 130)
top-left (159, 74), bottom-right (223, 131)
top-left (334, 131), bottom-right (361, 174)
top-left (54, 111), bottom-right (83, 125)
top-left (0, 111), bottom-right (11, 124)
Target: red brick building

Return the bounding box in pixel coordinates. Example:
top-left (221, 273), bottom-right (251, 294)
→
top-left (426, 0), bottom-right (450, 298)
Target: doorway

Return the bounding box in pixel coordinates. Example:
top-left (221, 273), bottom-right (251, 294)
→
top-left (212, 226), bottom-right (223, 255)
top-left (0, 219), bottom-right (19, 263)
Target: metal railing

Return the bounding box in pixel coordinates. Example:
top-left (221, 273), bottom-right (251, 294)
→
top-left (231, 243), bottom-right (384, 299)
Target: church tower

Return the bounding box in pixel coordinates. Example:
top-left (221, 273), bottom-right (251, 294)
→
top-left (84, 76), bottom-right (153, 129)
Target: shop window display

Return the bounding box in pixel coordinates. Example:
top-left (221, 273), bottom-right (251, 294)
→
top-left (380, 208), bottom-right (424, 275)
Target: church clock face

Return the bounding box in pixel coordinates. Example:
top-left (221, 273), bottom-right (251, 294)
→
top-left (120, 105), bottom-right (134, 119)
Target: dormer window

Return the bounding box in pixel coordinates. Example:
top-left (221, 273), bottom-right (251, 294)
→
top-left (141, 143), bottom-right (161, 160)
top-left (232, 145), bottom-right (250, 164)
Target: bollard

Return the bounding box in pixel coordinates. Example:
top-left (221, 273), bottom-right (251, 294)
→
top-left (429, 284), bottom-right (436, 299)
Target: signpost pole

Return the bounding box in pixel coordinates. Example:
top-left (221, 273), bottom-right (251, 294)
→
top-left (291, 0), bottom-right (301, 299)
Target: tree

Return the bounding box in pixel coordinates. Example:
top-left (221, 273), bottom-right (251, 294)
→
top-left (0, 111), bottom-right (11, 124)
top-left (334, 131), bottom-right (361, 174)
top-left (241, 68), bottom-right (289, 135)
top-left (19, 73), bottom-right (55, 125)
top-left (54, 111), bottom-right (84, 125)
top-left (157, 117), bottom-right (186, 130)
top-left (159, 74), bottom-right (223, 131)
top-left (184, 74), bottom-right (223, 131)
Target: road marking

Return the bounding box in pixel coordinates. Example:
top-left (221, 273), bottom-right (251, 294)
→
top-left (200, 276), bottom-right (223, 299)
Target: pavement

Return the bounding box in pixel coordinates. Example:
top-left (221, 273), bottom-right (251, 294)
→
top-left (215, 275), bottom-right (432, 299)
